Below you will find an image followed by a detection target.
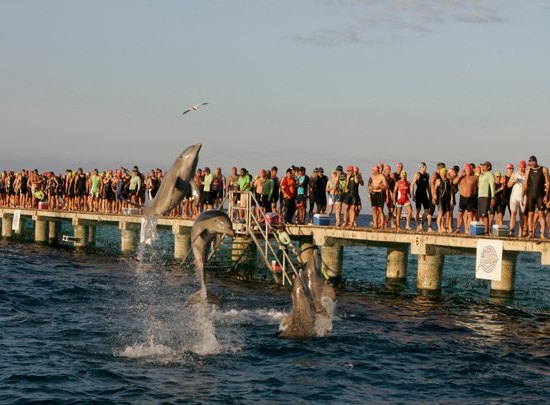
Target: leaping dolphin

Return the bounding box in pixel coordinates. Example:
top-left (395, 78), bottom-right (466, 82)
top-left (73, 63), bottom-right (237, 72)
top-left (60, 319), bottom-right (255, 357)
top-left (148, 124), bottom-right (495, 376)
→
top-left (142, 143), bottom-right (202, 217)
top-left (279, 270), bottom-right (316, 339)
top-left (302, 250), bottom-right (336, 317)
top-left (185, 210), bottom-right (235, 307)
top-left (279, 250), bottom-right (337, 339)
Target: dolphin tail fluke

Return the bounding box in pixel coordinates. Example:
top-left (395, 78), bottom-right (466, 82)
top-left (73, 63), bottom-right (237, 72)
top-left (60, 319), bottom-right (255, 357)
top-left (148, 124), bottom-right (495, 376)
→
top-left (185, 290), bottom-right (223, 308)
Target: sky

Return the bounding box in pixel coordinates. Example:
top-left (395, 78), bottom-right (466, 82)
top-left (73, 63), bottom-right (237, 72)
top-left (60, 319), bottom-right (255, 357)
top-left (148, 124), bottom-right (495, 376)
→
top-left (1, 0), bottom-right (549, 175)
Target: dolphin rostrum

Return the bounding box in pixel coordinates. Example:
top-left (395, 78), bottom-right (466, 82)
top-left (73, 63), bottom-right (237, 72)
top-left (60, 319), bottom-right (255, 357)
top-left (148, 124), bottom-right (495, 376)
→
top-left (142, 143), bottom-right (202, 217)
top-left (279, 250), bottom-right (336, 339)
top-left (185, 210), bottom-right (235, 307)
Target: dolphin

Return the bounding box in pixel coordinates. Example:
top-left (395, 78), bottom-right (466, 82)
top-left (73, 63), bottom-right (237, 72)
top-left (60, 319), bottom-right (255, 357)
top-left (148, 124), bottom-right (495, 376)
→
top-left (142, 143), bottom-right (202, 217)
top-left (279, 271), bottom-right (316, 339)
top-left (279, 250), bottom-right (337, 339)
top-left (185, 210), bottom-right (235, 307)
top-left (302, 250), bottom-right (336, 316)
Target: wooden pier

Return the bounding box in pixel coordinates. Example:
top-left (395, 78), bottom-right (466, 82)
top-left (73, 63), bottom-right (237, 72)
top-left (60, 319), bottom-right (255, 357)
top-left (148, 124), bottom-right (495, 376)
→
top-left (1, 206), bottom-right (549, 298)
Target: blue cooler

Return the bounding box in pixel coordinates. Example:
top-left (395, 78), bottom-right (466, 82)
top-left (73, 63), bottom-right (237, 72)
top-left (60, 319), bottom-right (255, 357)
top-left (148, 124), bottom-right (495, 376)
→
top-left (313, 214), bottom-right (331, 226)
top-left (470, 221), bottom-right (485, 235)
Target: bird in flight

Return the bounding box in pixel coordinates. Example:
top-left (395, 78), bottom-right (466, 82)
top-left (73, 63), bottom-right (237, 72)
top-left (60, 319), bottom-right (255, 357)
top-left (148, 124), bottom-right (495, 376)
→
top-left (182, 102), bottom-right (209, 115)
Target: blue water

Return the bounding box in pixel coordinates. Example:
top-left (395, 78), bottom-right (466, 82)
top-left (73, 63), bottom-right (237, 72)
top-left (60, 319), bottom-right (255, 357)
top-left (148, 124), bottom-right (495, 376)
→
top-left (2, 216), bottom-right (550, 403)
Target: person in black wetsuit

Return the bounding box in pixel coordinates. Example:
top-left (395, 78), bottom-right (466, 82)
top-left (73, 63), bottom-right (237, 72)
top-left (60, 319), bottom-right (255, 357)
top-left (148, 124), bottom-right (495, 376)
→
top-left (433, 168), bottom-right (452, 233)
top-left (524, 155), bottom-right (550, 239)
top-left (315, 168), bottom-right (328, 214)
top-left (74, 168), bottom-right (87, 211)
top-left (410, 163), bottom-right (430, 230)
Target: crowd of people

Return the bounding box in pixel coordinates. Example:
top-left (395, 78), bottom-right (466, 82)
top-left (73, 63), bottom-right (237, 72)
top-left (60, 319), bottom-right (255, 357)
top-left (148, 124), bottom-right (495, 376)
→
top-left (1, 155), bottom-right (549, 239)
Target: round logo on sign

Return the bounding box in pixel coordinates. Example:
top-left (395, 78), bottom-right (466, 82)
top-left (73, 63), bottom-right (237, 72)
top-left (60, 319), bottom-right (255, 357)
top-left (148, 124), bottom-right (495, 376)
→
top-left (480, 245), bottom-right (498, 273)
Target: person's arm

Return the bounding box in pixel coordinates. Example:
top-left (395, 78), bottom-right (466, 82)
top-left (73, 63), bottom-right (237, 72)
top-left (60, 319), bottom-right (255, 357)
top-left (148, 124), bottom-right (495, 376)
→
top-left (522, 168), bottom-right (531, 197)
top-left (432, 179), bottom-right (440, 203)
top-left (409, 174), bottom-right (417, 198)
top-left (489, 175), bottom-right (496, 202)
top-left (507, 173), bottom-right (516, 188)
top-left (453, 171), bottom-right (464, 185)
top-left (381, 176), bottom-right (388, 191)
top-left (544, 167), bottom-right (550, 202)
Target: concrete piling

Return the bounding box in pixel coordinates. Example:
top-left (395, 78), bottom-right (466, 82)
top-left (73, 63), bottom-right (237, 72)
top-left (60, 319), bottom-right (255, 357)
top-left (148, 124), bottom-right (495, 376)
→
top-left (1, 214), bottom-right (13, 239)
top-left (417, 255), bottom-right (445, 295)
top-left (119, 222), bottom-right (139, 253)
top-left (48, 221), bottom-right (59, 244)
top-left (172, 224), bottom-right (191, 260)
top-left (321, 244), bottom-right (343, 279)
top-left (34, 217), bottom-right (48, 244)
top-left (490, 252), bottom-right (517, 298)
top-left (386, 245), bottom-right (409, 284)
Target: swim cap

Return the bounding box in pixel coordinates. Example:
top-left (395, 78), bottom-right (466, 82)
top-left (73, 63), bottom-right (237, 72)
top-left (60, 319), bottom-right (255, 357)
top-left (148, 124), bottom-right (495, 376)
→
top-left (346, 165), bottom-right (353, 172)
top-left (519, 160), bottom-right (526, 168)
top-left (494, 171), bottom-right (501, 177)
top-left (506, 163), bottom-right (514, 170)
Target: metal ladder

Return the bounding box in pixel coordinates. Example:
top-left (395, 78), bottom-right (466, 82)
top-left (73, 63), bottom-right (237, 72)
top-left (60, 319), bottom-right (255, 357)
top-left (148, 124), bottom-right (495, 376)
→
top-left (227, 190), bottom-right (302, 285)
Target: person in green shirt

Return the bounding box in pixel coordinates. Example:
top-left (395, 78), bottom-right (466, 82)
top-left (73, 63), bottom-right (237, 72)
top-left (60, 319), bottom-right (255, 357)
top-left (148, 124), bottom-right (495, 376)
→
top-left (89, 169), bottom-right (101, 212)
top-left (262, 172), bottom-right (274, 214)
top-left (203, 167), bottom-right (214, 210)
top-left (237, 168), bottom-right (251, 219)
top-left (477, 161), bottom-right (496, 233)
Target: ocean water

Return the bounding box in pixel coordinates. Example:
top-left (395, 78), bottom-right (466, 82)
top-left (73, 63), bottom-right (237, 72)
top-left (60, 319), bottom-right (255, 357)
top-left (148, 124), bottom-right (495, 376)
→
top-left (1, 216), bottom-right (550, 404)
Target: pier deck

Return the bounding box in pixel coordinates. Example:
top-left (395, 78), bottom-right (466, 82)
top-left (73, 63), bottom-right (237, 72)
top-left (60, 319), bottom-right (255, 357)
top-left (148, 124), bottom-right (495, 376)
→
top-left (1, 207), bottom-right (549, 298)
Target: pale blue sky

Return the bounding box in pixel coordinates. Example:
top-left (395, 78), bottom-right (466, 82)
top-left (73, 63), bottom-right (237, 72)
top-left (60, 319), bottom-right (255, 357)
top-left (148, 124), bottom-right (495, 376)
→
top-left (1, 0), bottom-right (549, 175)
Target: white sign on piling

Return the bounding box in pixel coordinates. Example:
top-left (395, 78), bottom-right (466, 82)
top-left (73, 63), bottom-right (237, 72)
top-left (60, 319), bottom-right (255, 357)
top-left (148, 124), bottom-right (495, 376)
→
top-left (475, 239), bottom-right (503, 281)
top-left (12, 210), bottom-right (21, 231)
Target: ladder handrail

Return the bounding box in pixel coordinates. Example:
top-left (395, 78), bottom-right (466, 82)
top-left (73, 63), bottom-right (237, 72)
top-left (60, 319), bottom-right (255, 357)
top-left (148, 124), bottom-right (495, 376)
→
top-left (243, 191), bottom-right (300, 285)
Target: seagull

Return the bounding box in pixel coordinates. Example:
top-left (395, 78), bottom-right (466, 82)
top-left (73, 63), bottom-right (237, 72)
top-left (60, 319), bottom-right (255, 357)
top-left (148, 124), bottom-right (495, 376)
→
top-left (182, 102), bottom-right (209, 115)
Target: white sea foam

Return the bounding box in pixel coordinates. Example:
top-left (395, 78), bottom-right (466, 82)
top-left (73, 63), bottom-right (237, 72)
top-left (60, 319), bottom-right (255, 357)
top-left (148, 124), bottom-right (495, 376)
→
top-left (119, 342), bottom-right (175, 359)
top-left (187, 302), bottom-right (221, 355)
top-left (218, 308), bottom-right (286, 322)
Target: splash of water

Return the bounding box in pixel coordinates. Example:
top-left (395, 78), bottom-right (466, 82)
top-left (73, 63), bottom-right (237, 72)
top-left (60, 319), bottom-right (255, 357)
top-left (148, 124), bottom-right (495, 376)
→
top-left (187, 302), bottom-right (221, 355)
top-left (140, 216), bottom-right (159, 245)
top-left (314, 296), bottom-right (336, 337)
top-left (124, 214), bottom-right (226, 357)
